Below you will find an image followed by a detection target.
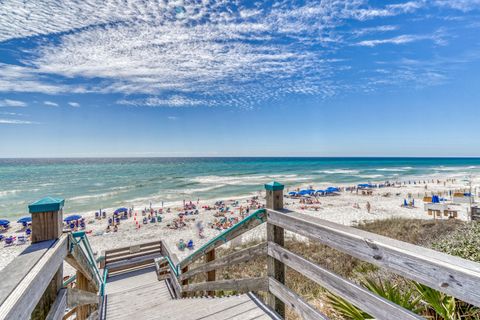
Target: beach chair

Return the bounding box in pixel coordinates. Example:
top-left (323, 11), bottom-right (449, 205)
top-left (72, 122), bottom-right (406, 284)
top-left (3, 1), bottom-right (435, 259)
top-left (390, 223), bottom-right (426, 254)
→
top-left (17, 236), bottom-right (26, 245)
top-left (187, 240), bottom-right (194, 250)
top-left (4, 236), bottom-right (15, 246)
top-left (0, 235), bottom-right (3, 242)
top-left (157, 216), bottom-right (162, 223)
top-left (26, 228), bottom-right (31, 236)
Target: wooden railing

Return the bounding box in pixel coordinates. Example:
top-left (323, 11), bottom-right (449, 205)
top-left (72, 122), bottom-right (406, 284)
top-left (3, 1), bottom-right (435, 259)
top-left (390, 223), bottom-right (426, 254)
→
top-left (103, 240), bottom-right (162, 276)
top-left (154, 206), bottom-right (480, 320)
top-left (0, 232), bottom-right (101, 320)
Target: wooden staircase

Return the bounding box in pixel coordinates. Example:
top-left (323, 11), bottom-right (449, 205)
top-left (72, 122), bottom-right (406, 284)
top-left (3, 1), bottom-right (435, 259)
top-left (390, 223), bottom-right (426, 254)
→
top-left (103, 267), bottom-right (276, 320)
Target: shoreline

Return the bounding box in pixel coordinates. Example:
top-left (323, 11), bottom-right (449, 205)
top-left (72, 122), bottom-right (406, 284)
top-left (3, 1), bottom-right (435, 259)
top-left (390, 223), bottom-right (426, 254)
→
top-left (0, 171), bottom-right (477, 272)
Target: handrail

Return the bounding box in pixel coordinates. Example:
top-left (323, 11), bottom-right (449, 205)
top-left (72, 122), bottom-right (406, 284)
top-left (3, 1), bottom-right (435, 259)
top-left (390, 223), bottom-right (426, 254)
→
top-left (70, 231), bottom-right (102, 286)
top-left (266, 208), bottom-right (480, 308)
top-left (98, 267), bottom-right (109, 320)
top-left (177, 208), bottom-right (267, 269)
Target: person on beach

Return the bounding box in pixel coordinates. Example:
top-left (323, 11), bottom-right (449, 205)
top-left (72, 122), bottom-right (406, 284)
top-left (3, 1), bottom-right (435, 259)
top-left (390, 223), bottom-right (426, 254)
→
top-left (366, 201), bottom-right (371, 213)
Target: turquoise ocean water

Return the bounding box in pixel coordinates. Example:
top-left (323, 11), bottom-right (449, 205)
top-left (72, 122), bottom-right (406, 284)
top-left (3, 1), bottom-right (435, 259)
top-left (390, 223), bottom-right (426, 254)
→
top-left (1, 157), bottom-right (480, 219)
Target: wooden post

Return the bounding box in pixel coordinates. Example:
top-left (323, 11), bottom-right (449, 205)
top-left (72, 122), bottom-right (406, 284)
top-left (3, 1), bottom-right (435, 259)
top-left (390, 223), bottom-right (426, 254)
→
top-left (28, 197), bottom-right (65, 320)
top-left (206, 249), bottom-right (216, 297)
top-left (181, 266), bottom-right (189, 298)
top-left (76, 271), bottom-right (97, 320)
top-left (265, 182), bottom-right (286, 318)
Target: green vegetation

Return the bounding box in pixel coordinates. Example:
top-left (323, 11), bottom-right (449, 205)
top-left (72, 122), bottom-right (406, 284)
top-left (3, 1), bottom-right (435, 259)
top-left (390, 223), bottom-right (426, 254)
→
top-left (433, 222), bottom-right (480, 262)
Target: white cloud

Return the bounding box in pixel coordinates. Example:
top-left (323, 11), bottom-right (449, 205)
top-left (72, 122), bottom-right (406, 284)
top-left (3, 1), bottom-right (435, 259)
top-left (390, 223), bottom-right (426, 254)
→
top-left (68, 102), bottom-right (80, 107)
top-left (0, 0), bottom-right (476, 107)
top-left (0, 111), bottom-right (23, 115)
top-left (167, 116), bottom-right (178, 120)
top-left (357, 34), bottom-right (427, 47)
top-left (0, 119), bottom-right (36, 124)
top-left (434, 0), bottom-right (480, 11)
top-left (0, 99), bottom-right (26, 107)
top-left (43, 101), bottom-right (59, 107)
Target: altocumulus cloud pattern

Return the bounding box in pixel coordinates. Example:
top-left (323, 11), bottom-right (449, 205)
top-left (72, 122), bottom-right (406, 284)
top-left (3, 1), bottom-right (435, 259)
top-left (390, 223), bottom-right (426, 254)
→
top-left (0, 0), bottom-right (479, 108)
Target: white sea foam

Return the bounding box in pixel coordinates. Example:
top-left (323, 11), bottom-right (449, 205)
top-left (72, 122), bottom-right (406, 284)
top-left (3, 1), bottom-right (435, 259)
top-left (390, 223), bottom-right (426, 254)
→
top-left (317, 169), bottom-right (360, 174)
top-left (0, 190), bottom-right (21, 197)
top-left (190, 174), bottom-right (310, 186)
top-left (356, 174), bottom-right (384, 179)
top-left (432, 166), bottom-right (477, 171)
top-left (183, 184), bottom-right (227, 194)
top-left (376, 167), bottom-right (412, 172)
top-left (69, 190), bottom-right (126, 201)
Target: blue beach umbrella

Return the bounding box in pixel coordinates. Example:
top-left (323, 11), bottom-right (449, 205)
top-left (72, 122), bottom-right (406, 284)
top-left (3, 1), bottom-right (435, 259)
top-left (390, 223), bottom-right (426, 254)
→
top-left (0, 219), bottom-right (10, 227)
top-left (288, 192), bottom-right (297, 196)
top-left (17, 216), bottom-right (32, 224)
top-left (114, 207), bottom-right (128, 215)
top-left (64, 215), bottom-right (82, 222)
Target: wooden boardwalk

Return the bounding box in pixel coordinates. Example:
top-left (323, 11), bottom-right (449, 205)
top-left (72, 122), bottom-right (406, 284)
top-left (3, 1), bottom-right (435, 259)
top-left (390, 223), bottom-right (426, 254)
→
top-left (103, 267), bottom-right (277, 320)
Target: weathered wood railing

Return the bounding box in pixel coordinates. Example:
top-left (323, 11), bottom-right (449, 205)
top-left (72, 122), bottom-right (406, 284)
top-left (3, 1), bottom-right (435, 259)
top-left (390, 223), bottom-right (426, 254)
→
top-left (0, 197), bottom-right (104, 320)
top-left (155, 182), bottom-right (480, 320)
top-left (0, 233), bottom-right (102, 320)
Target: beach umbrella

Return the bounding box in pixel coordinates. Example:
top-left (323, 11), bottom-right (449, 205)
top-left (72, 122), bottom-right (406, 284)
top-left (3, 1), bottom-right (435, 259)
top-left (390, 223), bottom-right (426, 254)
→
top-left (288, 192), bottom-right (297, 196)
top-left (17, 216), bottom-right (32, 224)
top-left (64, 215), bottom-right (82, 222)
top-left (0, 219), bottom-right (10, 227)
top-left (114, 207), bottom-right (128, 215)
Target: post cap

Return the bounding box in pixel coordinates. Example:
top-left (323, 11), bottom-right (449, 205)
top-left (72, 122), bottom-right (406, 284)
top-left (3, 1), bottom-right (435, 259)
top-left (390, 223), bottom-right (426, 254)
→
top-left (264, 181), bottom-right (284, 191)
top-left (28, 197), bottom-right (65, 213)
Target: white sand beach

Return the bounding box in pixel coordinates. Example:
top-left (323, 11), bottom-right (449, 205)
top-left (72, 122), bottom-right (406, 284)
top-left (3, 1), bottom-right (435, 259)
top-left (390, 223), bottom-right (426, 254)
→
top-left (0, 172), bottom-right (477, 274)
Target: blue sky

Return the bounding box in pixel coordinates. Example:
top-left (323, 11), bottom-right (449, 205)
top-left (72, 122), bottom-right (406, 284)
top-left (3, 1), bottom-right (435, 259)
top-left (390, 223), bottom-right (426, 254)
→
top-left (1, 0), bottom-right (480, 157)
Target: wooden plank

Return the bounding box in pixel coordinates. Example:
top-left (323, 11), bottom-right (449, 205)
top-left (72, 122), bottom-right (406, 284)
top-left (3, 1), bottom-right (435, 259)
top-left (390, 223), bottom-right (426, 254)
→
top-left (0, 234), bottom-right (68, 320)
top-left (267, 223), bottom-right (285, 318)
top-left (182, 277), bottom-right (268, 293)
top-left (65, 243), bottom-right (100, 290)
top-left (66, 288), bottom-right (98, 309)
top-left (0, 239), bottom-right (55, 306)
top-left (178, 209), bottom-right (267, 269)
top-left (179, 242), bottom-right (267, 281)
top-left (104, 241), bottom-right (161, 256)
top-left (105, 248), bottom-right (161, 265)
top-left (161, 243), bottom-right (180, 266)
top-left (108, 260), bottom-right (156, 275)
top-left (267, 209), bottom-right (480, 307)
top-left (205, 249), bottom-right (216, 296)
top-left (106, 252), bottom-right (162, 271)
top-left (268, 242), bottom-right (422, 320)
top-left (62, 307), bottom-right (76, 320)
top-left (269, 277), bottom-right (328, 320)
top-left (105, 244), bottom-right (161, 262)
top-left (45, 288), bottom-right (67, 320)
